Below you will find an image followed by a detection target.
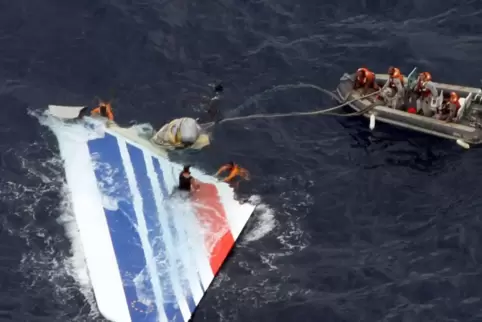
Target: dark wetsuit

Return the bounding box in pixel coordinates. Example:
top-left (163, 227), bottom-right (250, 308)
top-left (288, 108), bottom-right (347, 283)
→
top-left (99, 105), bottom-right (109, 117)
top-left (207, 96), bottom-right (222, 121)
top-left (178, 172), bottom-right (192, 191)
top-left (77, 107), bottom-right (89, 119)
top-left (203, 83), bottom-right (224, 123)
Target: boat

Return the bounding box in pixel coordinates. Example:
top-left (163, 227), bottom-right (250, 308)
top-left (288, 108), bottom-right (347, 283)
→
top-left (336, 67), bottom-right (482, 148)
top-left (41, 105), bottom-right (256, 322)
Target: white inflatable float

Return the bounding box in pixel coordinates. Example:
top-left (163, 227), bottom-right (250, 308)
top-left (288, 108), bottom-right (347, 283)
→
top-left (43, 105), bottom-right (256, 322)
top-left (151, 117), bottom-right (210, 150)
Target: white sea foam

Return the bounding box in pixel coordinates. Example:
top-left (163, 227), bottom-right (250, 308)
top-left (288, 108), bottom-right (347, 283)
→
top-left (243, 195), bottom-right (277, 243)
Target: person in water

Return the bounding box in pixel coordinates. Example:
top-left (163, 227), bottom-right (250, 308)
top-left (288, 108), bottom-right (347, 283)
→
top-left (91, 100), bottom-right (114, 120)
top-left (204, 83), bottom-right (224, 123)
top-left (215, 161), bottom-right (250, 183)
top-left (178, 165), bottom-right (199, 192)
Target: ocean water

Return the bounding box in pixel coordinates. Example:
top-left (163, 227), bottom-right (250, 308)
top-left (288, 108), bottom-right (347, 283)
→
top-left (1, 0), bottom-right (482, 321)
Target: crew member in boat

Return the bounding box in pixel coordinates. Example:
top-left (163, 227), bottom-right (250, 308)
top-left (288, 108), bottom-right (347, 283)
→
top-left (353, 67), bottom-right (378, 94)
top-left (91, 100), bottom-right (114, 120)
top-left (411, 72), bottom-right (438, 117)
top-left (215, 161), bottom-right (250, 185)
top-left (435, 91), bottom-right (461, 123)
top-left (178, 165), bottom-right (200, 192)
top-left (380, 66), bottom-right (405, 109)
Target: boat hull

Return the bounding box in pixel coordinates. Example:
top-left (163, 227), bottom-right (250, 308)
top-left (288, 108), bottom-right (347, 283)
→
top-left (336, 73), bottom-right (482, 144)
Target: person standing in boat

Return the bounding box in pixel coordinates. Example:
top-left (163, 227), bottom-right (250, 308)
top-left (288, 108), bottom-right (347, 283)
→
top-left (380, 66), bottom-right (405, 109)
top-left (353, 67), bottom-right (378, 94)
top-left (435, 92), bottom-right (461, 123)
top-left (411, 72), bottom-right (438, 117)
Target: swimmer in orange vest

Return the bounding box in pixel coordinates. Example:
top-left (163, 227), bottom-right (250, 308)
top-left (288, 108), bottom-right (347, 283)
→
top-left (91, 100), bottom-right (114, 120)
top-left (215, 161), bottom-right (250, 183)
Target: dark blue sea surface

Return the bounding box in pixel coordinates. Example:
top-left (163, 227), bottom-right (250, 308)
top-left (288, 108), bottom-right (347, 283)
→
top-left (1, 0), bottom-right (482, 321)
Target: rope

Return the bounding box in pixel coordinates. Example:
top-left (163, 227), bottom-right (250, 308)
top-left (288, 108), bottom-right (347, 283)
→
top-left (201, 90), bottom-right (380, 130)
top-left (223, 83), bottom-right (342, 119)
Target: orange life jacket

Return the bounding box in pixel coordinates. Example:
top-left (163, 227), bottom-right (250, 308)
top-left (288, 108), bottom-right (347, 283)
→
top-left (414, 72), bottom-right (434, 97)
top-left (449, 93), bottom-right (461, 111)
top-left (91, 102), bottom-right (114, 120)
top-left (389, 68), bottom-right (404, 88)
top-left (217, 163), bottom-right (249, 182)
top-left (415, 81), bottom-right (432, 97)
top-left (440, 93), bottom-right (461, 114)
top-left (357, 67), bottom-right (375, 85)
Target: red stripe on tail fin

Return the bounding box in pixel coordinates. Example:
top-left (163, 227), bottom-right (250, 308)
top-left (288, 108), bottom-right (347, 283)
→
top-left (191, 183), bottom-right (234, 275)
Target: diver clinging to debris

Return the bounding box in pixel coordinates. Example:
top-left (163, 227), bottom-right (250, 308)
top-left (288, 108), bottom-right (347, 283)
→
top-left (91, 100), bottom-right (114, 120)
top-left (76, 99), bottom-right (115, 121)
top-left (178, 165), bottom-right (200, 192)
